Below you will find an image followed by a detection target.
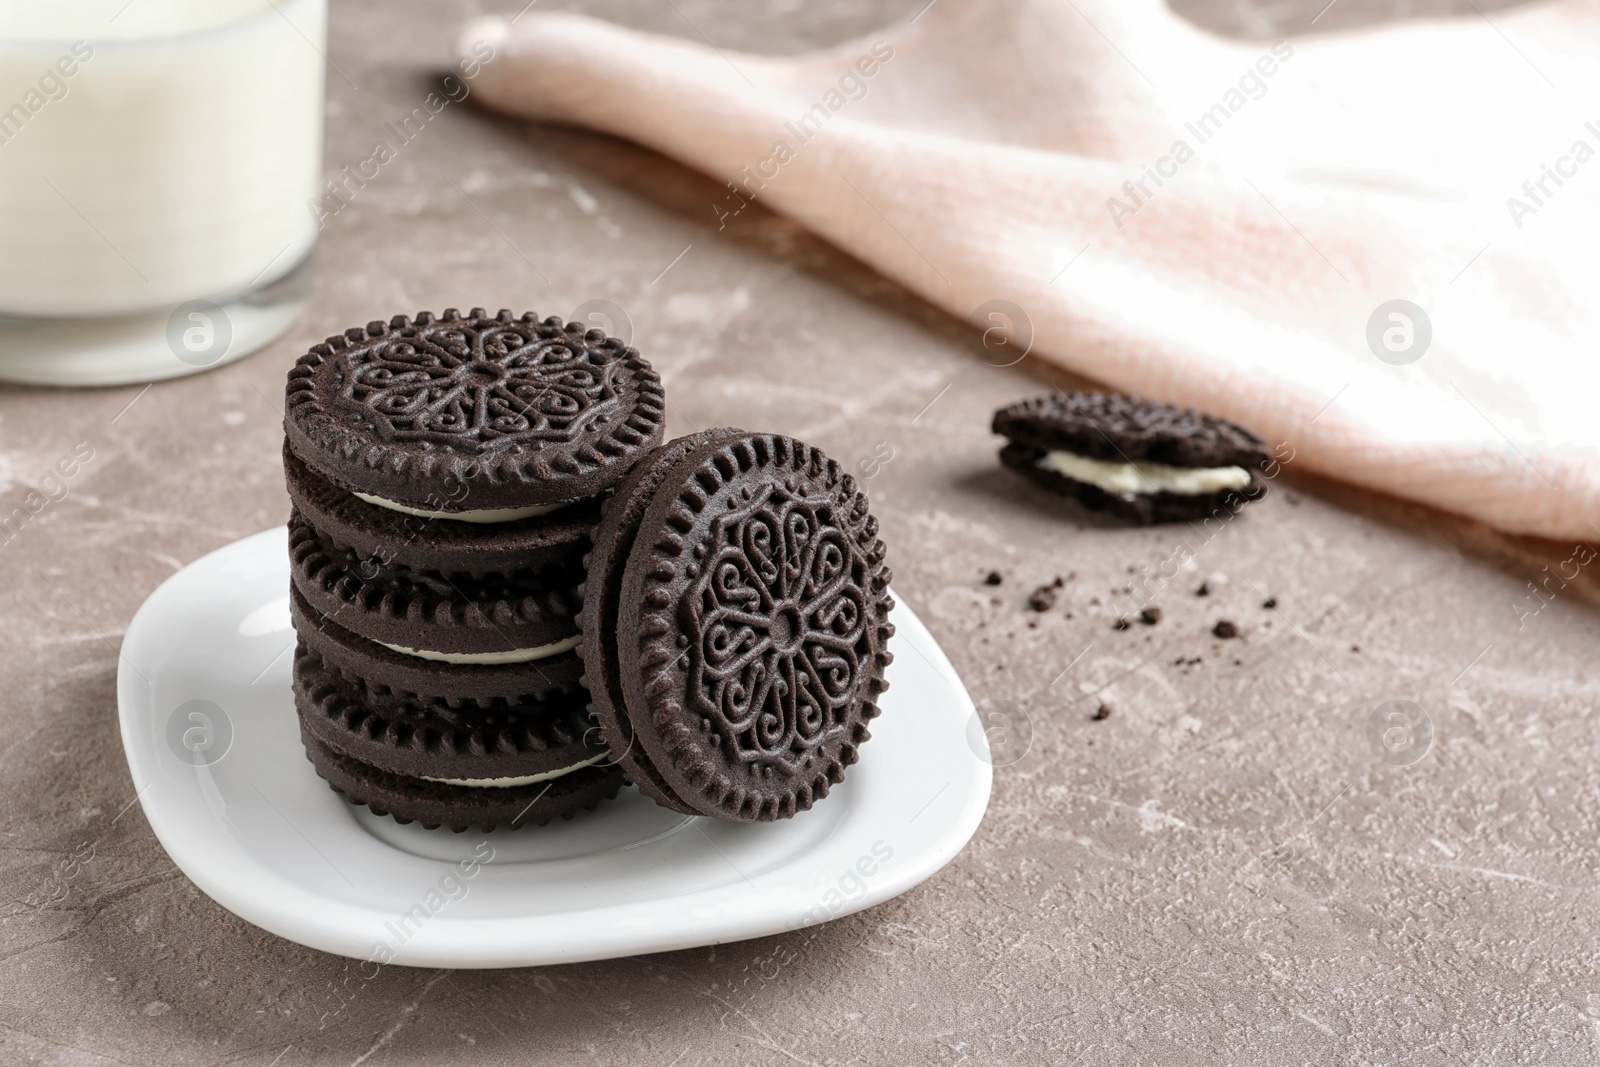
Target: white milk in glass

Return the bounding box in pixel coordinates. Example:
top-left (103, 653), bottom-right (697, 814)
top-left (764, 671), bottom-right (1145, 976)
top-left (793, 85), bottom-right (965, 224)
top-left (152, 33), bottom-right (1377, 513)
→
top-left (0, 0), bottom-right (325, 383)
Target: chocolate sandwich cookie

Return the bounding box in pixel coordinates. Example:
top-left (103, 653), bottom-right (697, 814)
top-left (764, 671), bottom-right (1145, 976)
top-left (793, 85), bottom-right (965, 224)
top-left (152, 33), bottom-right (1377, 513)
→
top-left (284, 308), bottom-right (666, 516)
top-left (290, 585), bottom-right (584, 707)
top-left (993, 393), bottom-right (1269, 525)
top-left (289, 511), bottom-right (584, 661)
top-left (293, 644), bottom-right (606, 782)
top-left (579, 430), bottom-right (895, 822)
top-left (576, 429), bottom-right (746, 813)
top-left (284, 444), bottom-right (602, 575)
top-left (300, 729), bottom-right (625, 833)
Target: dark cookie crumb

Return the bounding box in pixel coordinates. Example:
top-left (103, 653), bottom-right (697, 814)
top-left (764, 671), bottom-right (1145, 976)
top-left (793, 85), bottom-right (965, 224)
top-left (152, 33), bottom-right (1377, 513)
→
top-left (1212, 620), bottom-right (1239, 639)
top-left (984, 571), bottom-right (1003, 586)
top-left (1026, 575), bottom-right (1065, 612)
top-left (1173, 656), bottom-right (1202, 666)
top-left (1351, 644), bottom-right (1361, 653)
top-left (1139, 606), bottom-right (1162, 626)
top-left (1195, 582), bottom-right (1210, 597)
top-left (1112, 617), bottom-right (1131, 631)
top-left (1091, 703), bottom-right (1113, 721)
top-left (1261, 597), bottom-right (1277, 609)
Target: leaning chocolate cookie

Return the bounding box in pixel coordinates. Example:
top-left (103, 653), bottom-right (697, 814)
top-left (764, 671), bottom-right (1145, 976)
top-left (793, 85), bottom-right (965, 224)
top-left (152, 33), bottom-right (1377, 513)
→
top-left (992, 393), bottom-right (1269, 524)
top-left (578, 430), bottom-right (895, 822)
top-left (284, 308), bottom-right (666, 515)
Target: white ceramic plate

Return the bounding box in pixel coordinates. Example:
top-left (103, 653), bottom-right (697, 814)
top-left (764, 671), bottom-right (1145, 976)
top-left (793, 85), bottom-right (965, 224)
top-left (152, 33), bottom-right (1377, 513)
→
top-left (117, 527), bottom-right (991, 968)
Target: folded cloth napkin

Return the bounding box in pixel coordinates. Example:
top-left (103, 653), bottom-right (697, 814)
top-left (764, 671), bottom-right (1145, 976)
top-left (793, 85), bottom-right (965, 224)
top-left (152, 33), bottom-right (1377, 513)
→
top-left (460, 0), bottom-right (1600, 540)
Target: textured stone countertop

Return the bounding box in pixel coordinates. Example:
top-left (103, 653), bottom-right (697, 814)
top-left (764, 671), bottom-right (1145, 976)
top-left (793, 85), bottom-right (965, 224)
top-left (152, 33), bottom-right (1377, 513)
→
top-left (3, 1), bottom-right (1597, 1064)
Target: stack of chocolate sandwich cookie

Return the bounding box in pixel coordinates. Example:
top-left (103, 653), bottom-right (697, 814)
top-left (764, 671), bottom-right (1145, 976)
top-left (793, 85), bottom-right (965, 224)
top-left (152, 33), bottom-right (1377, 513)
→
top-left (282, 308), bottom-right (666, 831)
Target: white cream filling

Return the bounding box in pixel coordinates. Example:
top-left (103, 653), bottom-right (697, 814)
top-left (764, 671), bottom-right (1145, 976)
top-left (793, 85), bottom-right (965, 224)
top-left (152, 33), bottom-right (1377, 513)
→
top-left (1038, 450), bottom-right (1251, 497)
top-left (379, 633), bottom-right (582, 665)
top-left (422, 751), bottom-right (610, 789)
top-left (354, 491), bottom-right (573, 524)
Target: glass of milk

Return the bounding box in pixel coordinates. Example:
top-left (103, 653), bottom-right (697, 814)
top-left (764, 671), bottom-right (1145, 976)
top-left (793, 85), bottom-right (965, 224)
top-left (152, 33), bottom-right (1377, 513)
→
top-left (0, 0), bottom-right (325, 386)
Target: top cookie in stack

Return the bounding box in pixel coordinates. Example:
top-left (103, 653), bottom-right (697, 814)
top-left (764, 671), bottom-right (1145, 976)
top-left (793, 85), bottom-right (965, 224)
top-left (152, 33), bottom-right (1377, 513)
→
top-left (281, 308), bottom-right (665, 831)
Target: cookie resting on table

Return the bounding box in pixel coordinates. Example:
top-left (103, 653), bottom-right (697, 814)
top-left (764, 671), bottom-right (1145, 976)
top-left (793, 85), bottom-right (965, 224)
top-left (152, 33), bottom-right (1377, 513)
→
top-left (992, 393), bottom-right (1270, 525)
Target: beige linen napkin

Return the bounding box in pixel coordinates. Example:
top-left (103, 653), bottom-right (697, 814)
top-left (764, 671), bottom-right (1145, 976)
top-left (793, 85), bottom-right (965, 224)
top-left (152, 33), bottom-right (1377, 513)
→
top-left (460, 0), bottom-right (1600, 540)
